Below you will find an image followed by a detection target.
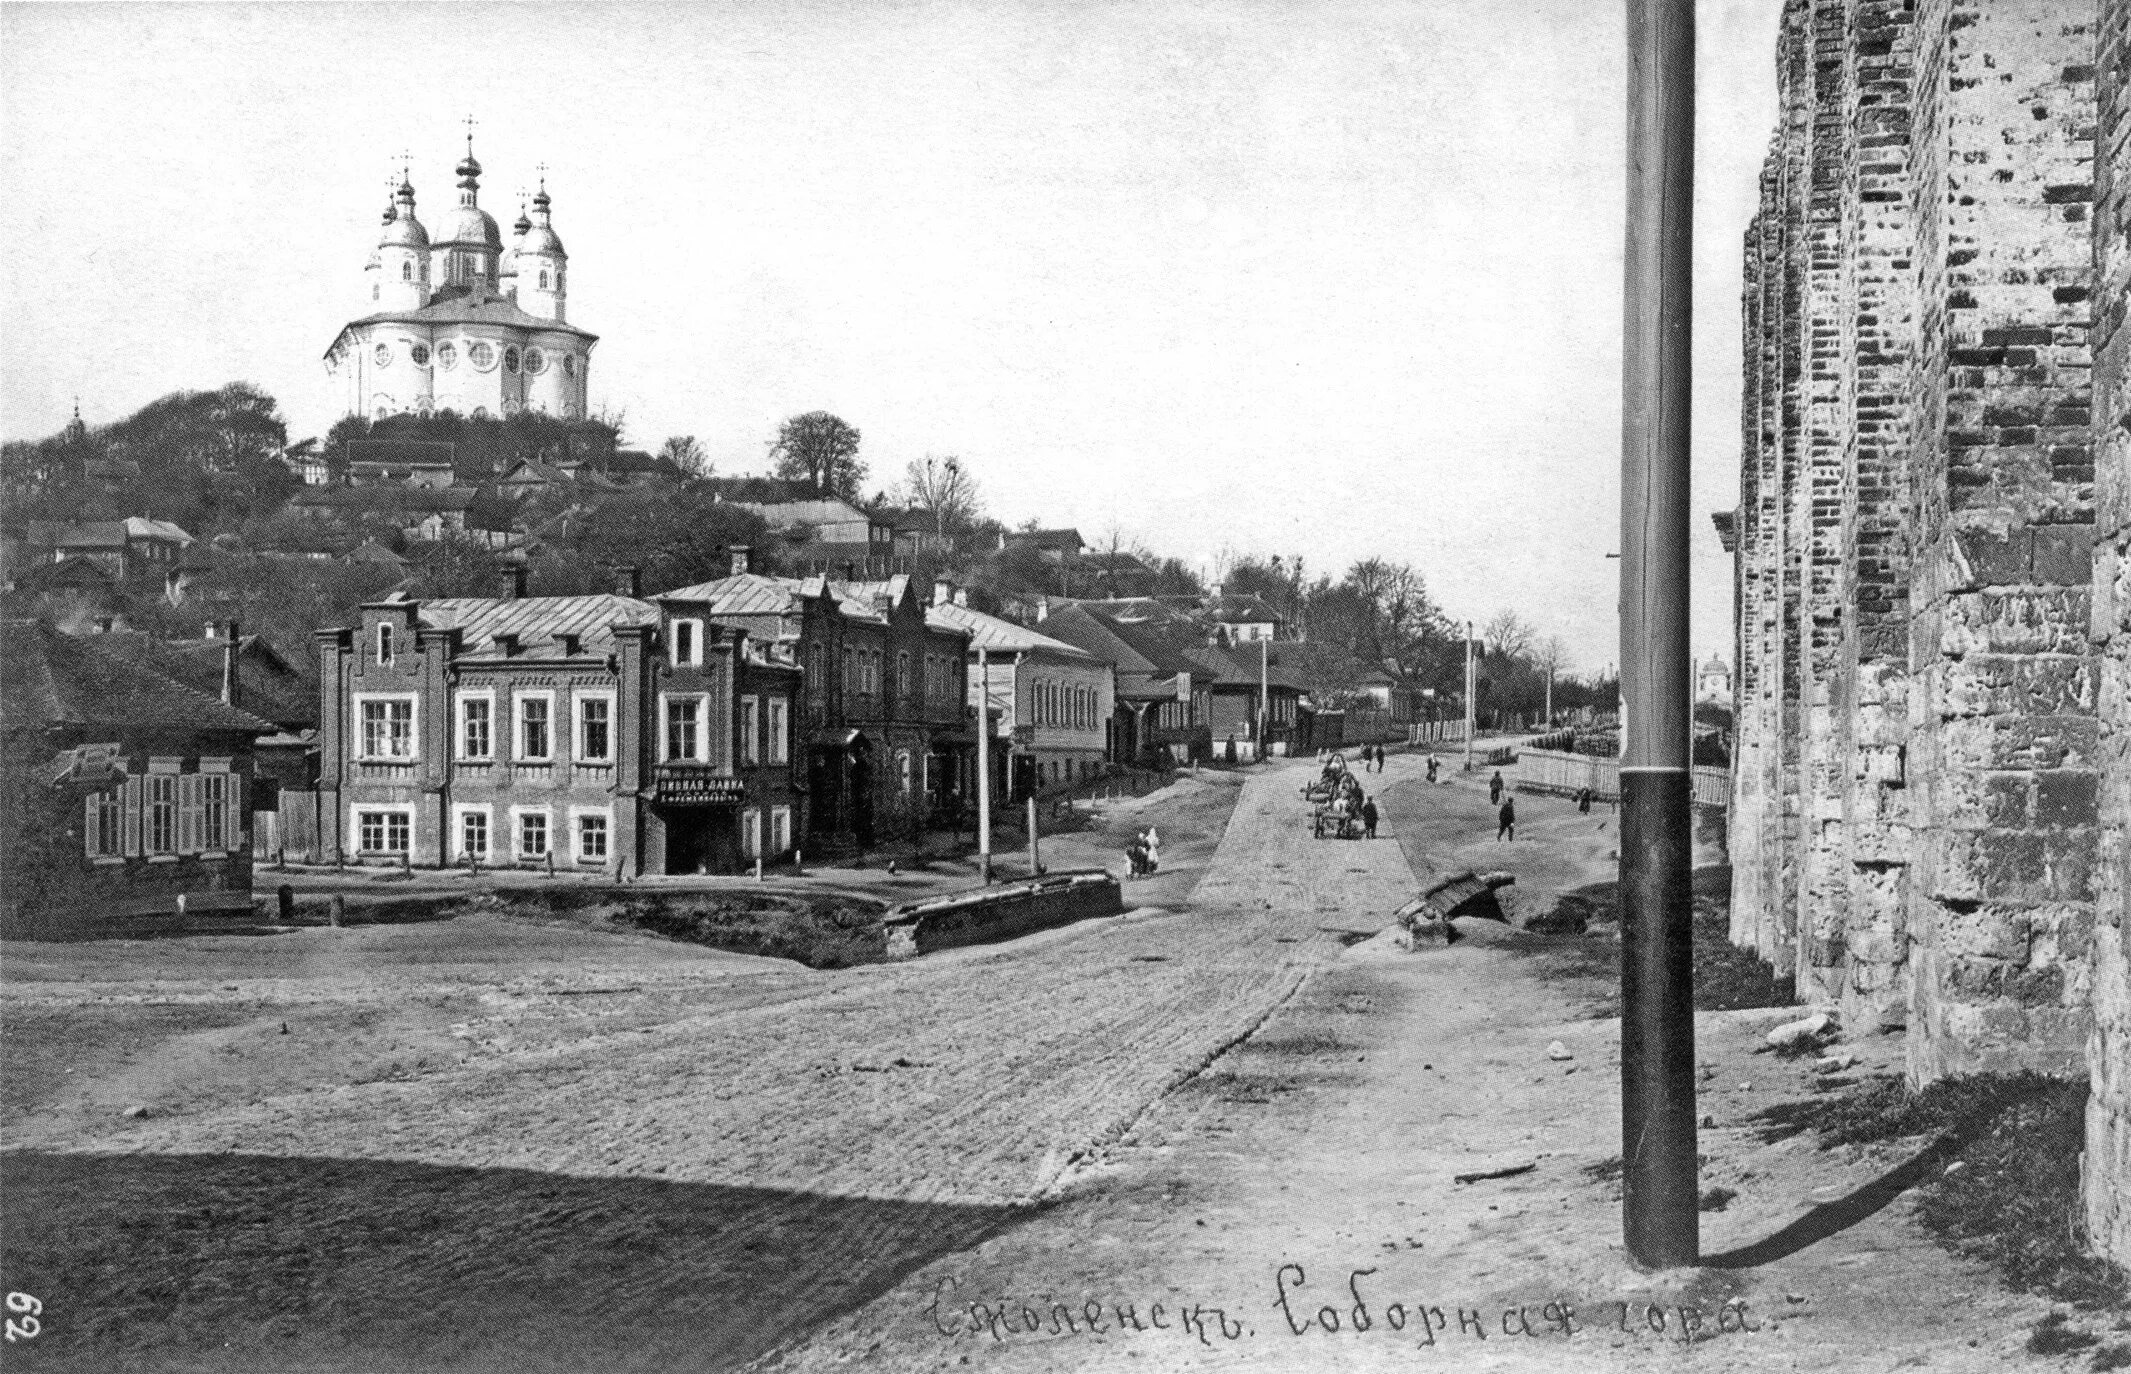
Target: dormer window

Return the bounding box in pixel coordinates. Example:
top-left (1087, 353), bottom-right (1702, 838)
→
top-left (560, 633), bottom-right (581, 657)
top-left (671, 619), bottom-right (702, 667)
top-left (376, 623), bottom-right (395, 666)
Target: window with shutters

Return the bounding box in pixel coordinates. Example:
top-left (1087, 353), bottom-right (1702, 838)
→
top-left (86, 790), bottom-right (124, 859)
top-left (771, 805), bottom-right (792, 854)
top-left (148, 775), bottom-right (178, 854)
top-left (740, 695), bottom-right (760, 765)
top-left (741, 807), bottom-right (762, 859)
top-left (200, 773), bottom-right (231, 852)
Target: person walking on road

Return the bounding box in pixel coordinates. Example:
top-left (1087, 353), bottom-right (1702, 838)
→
top-left (1497, 795), bottom-right (1516, 842)
top-left (1361, 796), bottom-right (1379, 840)
top-left (1488, 770), bottom-right (1504, 806)
top-left (1426, 755), bottom-right (1440, 784)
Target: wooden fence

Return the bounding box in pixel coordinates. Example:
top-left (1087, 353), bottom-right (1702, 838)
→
top-left (1513, 747), bottom-right (1728, 807)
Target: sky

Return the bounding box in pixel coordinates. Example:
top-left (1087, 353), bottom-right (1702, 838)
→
top-left (0, 0), bottom-right (1782, 676)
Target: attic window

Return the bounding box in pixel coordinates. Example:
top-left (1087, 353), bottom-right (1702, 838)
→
top-left (376, 623), bottom-right (395, 666)
top-left (495, 632), bottom-right (520, 657)
top-left (560, 634), bottom-right (582, 657)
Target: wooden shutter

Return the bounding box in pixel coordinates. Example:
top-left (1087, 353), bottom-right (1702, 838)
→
top-left (122, 776), bottom-right (144, 856)
top-left (178, 774), bottom-right (203, 854)
top-left (83, 794), bottom-right (103, 857)
top-left (223, 774), bottom-right (245, 852)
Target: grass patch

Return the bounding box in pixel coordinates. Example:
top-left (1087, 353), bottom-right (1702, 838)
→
top-left (1514, 881), bottom-right (1793, 1016)
top-left (609, 893), bottom-right (886, 969)
top-left (1747, 1072), bottom-right (2129, 1311)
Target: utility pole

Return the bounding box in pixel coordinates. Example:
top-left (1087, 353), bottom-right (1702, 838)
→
top-left (1244, 630), bottom-right (1261, 762)
top-left (1463, 620), bottom-right (1476, 772)
top-left (975, 645), bottom-right (993, 883)
top-left (1619, 0), bottom-right (1698, 1269)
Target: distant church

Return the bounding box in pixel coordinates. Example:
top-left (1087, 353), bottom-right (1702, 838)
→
top-left (324, 135), bottom-right (596, 422)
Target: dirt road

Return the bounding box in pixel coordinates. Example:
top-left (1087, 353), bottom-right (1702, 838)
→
top-left (4, 756), bottom-right (2074, 1372)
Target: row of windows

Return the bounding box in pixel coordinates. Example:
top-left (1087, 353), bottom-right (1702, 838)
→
top-left (86, 770), bottom-right (241, 859)
top-left (364, 339), bottom-right (580, 377)
top-left (742, 805), bottom-right (794, 859)
top-left (660, 693), bottom-right (791, 764)
top-left (1028, 679), bottom-right (1102, 731)
top-left (356, 693), bottom-right (622, 764)
top-left (351, 805), bottom-right (609, 864)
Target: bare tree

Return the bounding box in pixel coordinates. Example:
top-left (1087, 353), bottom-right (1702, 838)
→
top-left (899, 454), bottom-right (983, 550)
top-left (658, 434), bottom-right (710, 477)
top-left (768, 411), bottom-right (865, 498)
top-left (1484, 609), bottom-right (1535, 662)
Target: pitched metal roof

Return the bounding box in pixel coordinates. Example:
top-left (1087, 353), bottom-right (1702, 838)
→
top-left (658, 573), bottom-right (810, 616)
top-left (328, 285), bottom-right (597, 353)
top-left (416, 594), bottom-right (659, 659)
top-left (925, 602), bottom-right (1091, 658)
top-left (3, 620), bottom-right (277, 736)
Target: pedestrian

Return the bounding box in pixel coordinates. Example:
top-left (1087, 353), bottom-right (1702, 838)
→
top-left (1577, 787), bottom-right (1593, 814)
top-left (1361, 796), bottom-right (1379, 840)
top-left (1143, 825), bottom-right (1161, 871)
top-left (1497, 795), bottom-right (1516, 842)
top-left (1426, 756), bottom-right (1440, 784)
top-left (1488, 770), bottom-right (1504, 806)
top-left (1370, 743), bottom-right (1383, 772)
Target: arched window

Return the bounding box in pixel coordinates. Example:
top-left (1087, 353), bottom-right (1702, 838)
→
top-left (401, 261), bottom-right (412, 281)
top-left (539, 269), bottom-right (550, 289)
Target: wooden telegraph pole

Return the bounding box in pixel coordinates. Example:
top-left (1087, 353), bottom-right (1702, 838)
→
top-left (975, 646), bottom-right (993, 883)
top-left (1463, 621), bottom-right (1476, 772)
top-left (1619, 0), bottom-right (1699, 1267)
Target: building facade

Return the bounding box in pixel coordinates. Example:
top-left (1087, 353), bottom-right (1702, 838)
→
top-left (324, 140), bottom-right (595, 422)
top-left (316, 581), bottom-right (801, 876)
top-left (2, 621), bottom-right (274, 937)
top-left (929, 596), bottom-right (1116, 793)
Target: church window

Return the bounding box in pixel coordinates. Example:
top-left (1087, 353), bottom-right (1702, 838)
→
top-left (410, 344), bottom-right (430, 366)
top-left (434, 341), bottom-right (456, 370)
top-left (503, 347), bottom-right (521, 374)
top-left (562, 355), bottom-right (577, 378)
top-left (373, 343), bottom-right (391, 368)
top-left (524, 348), bottom-right (546, 375)
top-left (468, 342), bottom-right (495, 371)
top-left (401, 262), bottom-right (412, 281)
top-left (372, 284), bottom-right (380, 300)
top-left (539, 269), bottom-right (550, 289)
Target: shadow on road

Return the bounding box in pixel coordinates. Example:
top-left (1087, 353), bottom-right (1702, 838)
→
top-left (2, 1148), bottom-right (1029, 1373)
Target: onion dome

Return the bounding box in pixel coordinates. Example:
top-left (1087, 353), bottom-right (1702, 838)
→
top-left (435, 136), bottom-right (501, 249)
top-left (519, 180), bottom-right (567, 257)
top-left (379, 178), bottom-right (429, 249)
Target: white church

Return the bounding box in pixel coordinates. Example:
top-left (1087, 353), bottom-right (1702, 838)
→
top-left (324, 136), bottom-right (596, 422)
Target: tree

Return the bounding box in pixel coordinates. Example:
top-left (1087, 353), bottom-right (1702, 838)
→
top-left (898, 454), bottom-right (983, 551)
top-left (768, 411), bottom-right (864, 499)
top-left (658, 435), bottom-right (710, 477)
top-left (1483, 610), bottom-right (1535, 662)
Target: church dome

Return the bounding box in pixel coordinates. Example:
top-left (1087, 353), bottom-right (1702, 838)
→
top-left (520, 223), bottom-right (566, 257)
top-left (380, 210), bottom-right (430, 250)
top-left (434, 204), bottom-right (502, 250)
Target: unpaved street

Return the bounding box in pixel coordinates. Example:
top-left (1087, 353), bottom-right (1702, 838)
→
top-left (5, 756), bottom-right (2073, 1373)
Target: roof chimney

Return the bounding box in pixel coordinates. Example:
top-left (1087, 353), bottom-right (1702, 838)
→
top-left (506, 565), bottom-right (529, 599)
top-left (842, 561), bottom-right (856, 581)
top-left (953, 586), bottom-right (968, 607)
top-left (614, 565), bottom-right (641, 598)
top-left (730, 545), bottom-right (751, 577)
top-left (932, 578), bottom-right (954, 608)
top-left (221, 619), bottom-right (241, 707)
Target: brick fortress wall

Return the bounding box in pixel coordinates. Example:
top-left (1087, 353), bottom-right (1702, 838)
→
top-left (1731, 0), bottom-right (2123, 1267)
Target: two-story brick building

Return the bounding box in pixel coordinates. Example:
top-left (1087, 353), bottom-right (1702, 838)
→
top-left (660, 559), bottom-right (973, 853)
top-left (316, 573), bottom-right (802, 876)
